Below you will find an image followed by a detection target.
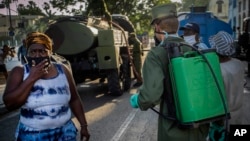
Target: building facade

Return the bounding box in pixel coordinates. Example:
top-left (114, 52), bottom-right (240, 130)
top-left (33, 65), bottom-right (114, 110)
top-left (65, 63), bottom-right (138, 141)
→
top-left (208, 0), bottom-right (250, 38)
top-left (208, 0), bottom-right (229, 22)
top-left (228, 0), bottom-right (250, 38)
top-left (0, 14), bottom-right (43, 46)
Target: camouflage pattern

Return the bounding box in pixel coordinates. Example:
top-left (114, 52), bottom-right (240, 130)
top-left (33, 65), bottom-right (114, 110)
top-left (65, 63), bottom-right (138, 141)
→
top-left (130, 33), bottom-right (143, 79)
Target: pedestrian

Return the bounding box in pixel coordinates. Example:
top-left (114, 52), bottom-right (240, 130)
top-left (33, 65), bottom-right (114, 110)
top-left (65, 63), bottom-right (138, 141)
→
top-left (129, 3), bottom-right (209, 141)
top-left (17, 39), bottom-right (28, 64)
top-left (208, 31), bottom-right (245, 140)
top-left (3, 32), bottom-right (90, 141)
top-left (238, 20), bottom-right (250, 77)
top-left (129, 32), bottom-right (143, 87)
top-left (179, 22), bottom-right (209, 50)
top-left (0, 44), bottom-right (12, 80)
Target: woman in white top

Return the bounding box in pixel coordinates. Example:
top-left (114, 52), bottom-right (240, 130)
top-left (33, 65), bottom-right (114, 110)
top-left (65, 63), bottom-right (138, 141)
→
top-left (3, 32), bottom-right (90, 141)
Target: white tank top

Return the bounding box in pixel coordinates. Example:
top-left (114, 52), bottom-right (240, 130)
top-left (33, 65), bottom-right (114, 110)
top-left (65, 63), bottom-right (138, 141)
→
top-left (20, 63), bottom-right (72, 130)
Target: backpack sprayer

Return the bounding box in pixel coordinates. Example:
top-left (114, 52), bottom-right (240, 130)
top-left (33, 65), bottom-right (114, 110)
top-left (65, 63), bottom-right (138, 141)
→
top-left (151, 41), bottom-right (230, 135)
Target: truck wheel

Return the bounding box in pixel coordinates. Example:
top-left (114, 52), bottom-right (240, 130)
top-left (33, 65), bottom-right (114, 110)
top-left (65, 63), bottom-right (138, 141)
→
top-left (121, 56), bottom-right (131, 91)
top-left (107, 69), bottom-right (123, 96)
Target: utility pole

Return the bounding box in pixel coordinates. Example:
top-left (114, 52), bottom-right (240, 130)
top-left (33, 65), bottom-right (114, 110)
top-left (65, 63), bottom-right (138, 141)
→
top-left (6, 0), bottom-right (15, 38)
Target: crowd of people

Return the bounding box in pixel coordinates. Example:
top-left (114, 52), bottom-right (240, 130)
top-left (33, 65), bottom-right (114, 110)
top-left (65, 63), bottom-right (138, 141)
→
top-left (0, 2), bottom-right (248, 141)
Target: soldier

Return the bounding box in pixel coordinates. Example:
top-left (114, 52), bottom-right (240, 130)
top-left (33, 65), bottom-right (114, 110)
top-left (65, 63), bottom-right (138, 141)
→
top-left (129, 33), bottom-right (143, 87)
top-left (130, 3), bottom-right (209, 141)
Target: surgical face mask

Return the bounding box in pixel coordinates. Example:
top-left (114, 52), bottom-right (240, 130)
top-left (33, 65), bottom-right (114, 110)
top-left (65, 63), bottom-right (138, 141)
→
top-left (154, 31), bottom-right (168, 46)
top-left (183, 35), bottom-right (196, 45)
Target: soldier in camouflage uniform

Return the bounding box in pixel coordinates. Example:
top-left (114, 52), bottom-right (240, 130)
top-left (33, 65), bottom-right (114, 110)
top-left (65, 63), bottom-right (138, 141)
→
top-left (129, 33), bottom-right (143, 87)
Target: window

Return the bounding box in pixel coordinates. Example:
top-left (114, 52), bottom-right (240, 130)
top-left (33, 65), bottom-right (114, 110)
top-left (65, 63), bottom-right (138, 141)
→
top-left (238, 16), bottom-right (241, 28)
top-left (243, 0), bottom-right (246, 10)
top-left (216, 0), bottom-right (224, 13)
top-left (233, 0), bottom-right (236, 8)
top-left (238, 2), bottom-right (241, 12)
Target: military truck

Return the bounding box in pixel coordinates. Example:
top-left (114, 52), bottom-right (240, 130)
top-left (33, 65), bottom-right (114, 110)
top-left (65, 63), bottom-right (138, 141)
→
top-left (45, 15), bottom-right (135, 96)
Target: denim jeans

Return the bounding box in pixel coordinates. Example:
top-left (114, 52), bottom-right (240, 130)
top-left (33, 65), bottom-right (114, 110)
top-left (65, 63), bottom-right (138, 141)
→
top-left (15, 120), bottom-right (78, 141)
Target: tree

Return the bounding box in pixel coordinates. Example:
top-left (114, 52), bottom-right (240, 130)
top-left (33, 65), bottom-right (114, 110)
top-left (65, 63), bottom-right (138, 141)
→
top-left (17, 1), bottom-right (45, 16)
top-left (42, 0), bottom-right (173, 34)
top-left (85, 0), bottom-right (172, 34)
top-left (1, 0), bottom-right (178, 35)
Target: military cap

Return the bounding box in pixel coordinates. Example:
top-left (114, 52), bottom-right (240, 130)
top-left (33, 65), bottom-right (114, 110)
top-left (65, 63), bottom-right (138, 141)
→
top-left (180, 22), bottom-right (200, 33)
top-left (150, 3), bottom-right (177, 25)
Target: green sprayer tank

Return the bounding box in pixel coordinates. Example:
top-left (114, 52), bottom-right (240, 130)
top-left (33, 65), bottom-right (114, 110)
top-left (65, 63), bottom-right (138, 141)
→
top-left (169, 49), bottom-right (229, 125)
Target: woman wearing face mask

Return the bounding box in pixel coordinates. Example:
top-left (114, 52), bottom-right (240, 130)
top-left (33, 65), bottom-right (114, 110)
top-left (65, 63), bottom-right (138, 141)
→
top-left (180, 22), bottom-right (209, 50)
top-left (3, 32), bottom-right (90, 141)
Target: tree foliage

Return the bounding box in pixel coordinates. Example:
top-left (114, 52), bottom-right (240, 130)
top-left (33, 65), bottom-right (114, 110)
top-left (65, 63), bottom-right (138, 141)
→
top-left (0, 0), bottom-right (209, 35)
top-left (16, 1), bottom-right (45, 16)
top-left (85, 0), bottom-right (172, 34)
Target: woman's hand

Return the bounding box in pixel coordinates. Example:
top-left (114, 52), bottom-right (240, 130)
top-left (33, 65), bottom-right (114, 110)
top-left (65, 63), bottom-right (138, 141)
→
top-left (28, 59), bottom-right (50, 81)
top-left (80, 126), bottom-right (90, 141)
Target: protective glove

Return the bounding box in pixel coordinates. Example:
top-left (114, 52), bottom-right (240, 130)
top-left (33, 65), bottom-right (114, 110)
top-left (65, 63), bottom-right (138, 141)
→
top-left (130, 94), bottom-right (139, 108)
top-left (209, 122), bottom-right (225, 141)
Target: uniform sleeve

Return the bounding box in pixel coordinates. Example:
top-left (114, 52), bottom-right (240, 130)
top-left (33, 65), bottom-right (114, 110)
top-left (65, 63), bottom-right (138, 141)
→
top-left (138, 50), bottom-right (165, 110)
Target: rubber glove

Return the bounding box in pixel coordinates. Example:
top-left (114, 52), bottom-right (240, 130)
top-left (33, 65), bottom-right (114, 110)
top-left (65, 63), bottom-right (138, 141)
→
top-left (209, 122), bottom-right (225, 141)
top-left (130, 94), bottom-right (139, 108)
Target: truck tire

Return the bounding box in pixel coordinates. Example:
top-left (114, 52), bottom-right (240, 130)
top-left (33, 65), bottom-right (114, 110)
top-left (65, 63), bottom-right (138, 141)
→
top-left (121, 56), bottom-right (131, 91)
top-left (107, 69), bottom-right (123, 96)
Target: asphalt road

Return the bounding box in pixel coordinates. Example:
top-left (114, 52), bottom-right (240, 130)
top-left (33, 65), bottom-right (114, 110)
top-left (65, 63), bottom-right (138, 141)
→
top-left (0, 48), bottom-right (250, 141)
top-left (0, 78), bottom-right (159, 141)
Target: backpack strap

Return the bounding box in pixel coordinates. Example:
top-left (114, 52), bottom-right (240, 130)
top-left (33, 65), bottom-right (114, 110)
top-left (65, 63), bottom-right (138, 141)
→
top-left (152, 40), bottom-right (195, 124)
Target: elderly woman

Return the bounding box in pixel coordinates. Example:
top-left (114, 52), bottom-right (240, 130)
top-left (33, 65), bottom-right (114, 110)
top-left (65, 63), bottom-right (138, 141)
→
top-left (3, 32), bottom-right (90, 141)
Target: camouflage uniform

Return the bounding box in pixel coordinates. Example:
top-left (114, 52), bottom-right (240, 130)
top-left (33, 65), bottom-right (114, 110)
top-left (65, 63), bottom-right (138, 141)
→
top-left (130, 33), bottom-right (143, 82)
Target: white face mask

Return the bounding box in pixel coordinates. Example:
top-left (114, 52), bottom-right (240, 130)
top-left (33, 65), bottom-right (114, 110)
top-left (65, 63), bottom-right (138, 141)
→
top-left (183, 35), bottom-right (196, 45)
